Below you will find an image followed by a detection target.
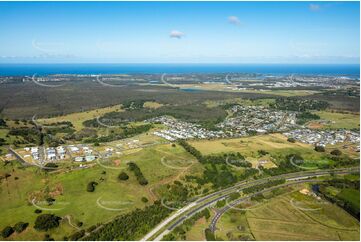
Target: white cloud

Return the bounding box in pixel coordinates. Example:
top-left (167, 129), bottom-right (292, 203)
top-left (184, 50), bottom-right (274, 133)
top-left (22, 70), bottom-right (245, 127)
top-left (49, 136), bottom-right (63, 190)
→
top-left (169, 30), bottom-right (185, 39)
top-left (32, 39), bottom-right (64, 53)
top-left (309, 4), bottom-right (320, 11)
top-left (228, 16), bottom-right (241, 25)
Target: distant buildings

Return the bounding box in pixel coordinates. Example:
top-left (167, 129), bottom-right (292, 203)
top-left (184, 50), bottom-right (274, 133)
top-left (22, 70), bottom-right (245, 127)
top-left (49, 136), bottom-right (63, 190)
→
top-left (147, 116), bottom-right (225, 141)
top-left (284, 129), bottom-right (360, 147)
top-left (217, 105), bottom-right (297, 136)
top-left (147, 106), bottom-right (298, 141)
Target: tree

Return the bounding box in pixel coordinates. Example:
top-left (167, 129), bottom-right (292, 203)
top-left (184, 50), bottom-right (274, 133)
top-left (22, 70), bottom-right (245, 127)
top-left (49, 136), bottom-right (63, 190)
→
top-left (287, 137), bottom-right (296, 143)
top-left (13, 222), bottom-right (28, 233)
top-left (118, 172), bottom-right (129, 181)
top-left (258, 150), bottom-right (269, 156)
top-left (0, 118), bottom-right (7, 127)
top-left (330, 149), bottom-right (342, 156)
top-left (34, 214), bottom-right (61, 231)
top-left (1, 226), bottom-right (14, 238)
top-left (205, 228), bottom-right (216, 241)
top-left (141, 197), bottom-right (148, 203)
top-left (229, 192), bottom-right (240, 201)
top-left (46, 197), bottom-right (55, 205)
top-left (69, 229), bottom-right (85, 240)
top-left (314, 146), bottom-right (325, 152)
top-left (87, 181), bottom-right (98, 192)
top-left (127, 162), bottom-right (148, 186)
top-left (34, 209), bottom-right (42, 214)
top-left (43, 234), bottom-right (54, 241)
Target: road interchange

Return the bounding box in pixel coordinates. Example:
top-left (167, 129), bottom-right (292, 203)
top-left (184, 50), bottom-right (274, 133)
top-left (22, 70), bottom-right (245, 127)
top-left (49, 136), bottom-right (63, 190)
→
top-left (141, 167), bottom-right (359, 241)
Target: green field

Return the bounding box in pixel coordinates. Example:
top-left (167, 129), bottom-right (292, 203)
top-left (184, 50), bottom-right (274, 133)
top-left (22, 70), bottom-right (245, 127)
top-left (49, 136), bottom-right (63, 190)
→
top-left (313, 111), bottom-right (360, 129)
top-left (0, 142), bottom-right (202, 240)
top-left (38, 104), bottom-right (123, 131)
top-left (337, 188), bottom-right (360, 211)
top-left (189, 133), bottom-right (328, 164)
top-left (215, 186), bottom-right (360, 241)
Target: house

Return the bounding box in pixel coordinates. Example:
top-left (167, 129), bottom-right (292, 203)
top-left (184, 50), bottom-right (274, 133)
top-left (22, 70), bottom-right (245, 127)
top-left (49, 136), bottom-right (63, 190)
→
top-left (74, 156), bottom-right (84, 162)
top-left (85, 155), bottom-right (96, 162)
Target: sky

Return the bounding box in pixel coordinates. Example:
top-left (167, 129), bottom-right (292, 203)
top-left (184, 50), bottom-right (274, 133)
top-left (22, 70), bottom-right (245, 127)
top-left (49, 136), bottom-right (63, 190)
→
top-left (0, 1), bottom-right (359, 64)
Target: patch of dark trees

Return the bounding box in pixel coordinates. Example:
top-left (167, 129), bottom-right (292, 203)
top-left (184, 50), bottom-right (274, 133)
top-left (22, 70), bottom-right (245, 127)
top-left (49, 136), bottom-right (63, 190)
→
top-left (80, 201), bottom-right (171, 240)
top-left (270, 97), bottom-right (329, 111)
top-left (127, 162), bottom-right (148, 186)
top-left (83, 124), bottom-right (152, 143)
top-left (317, 179), bottom-right (360, 220)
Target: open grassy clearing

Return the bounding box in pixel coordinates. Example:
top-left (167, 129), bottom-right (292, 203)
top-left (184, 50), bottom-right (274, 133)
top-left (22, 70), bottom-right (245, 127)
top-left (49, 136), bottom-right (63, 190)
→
top-left (312, 111), bottom-right (360, 130)
top-left (189, 133), bottom-right (354, 168)
top-left (337, 188), bottom-right (360, 211)
top-left (190, 133), bottom-right (317, 158)
top-left (184, 216), bottom-right (209, 241)
top-left (204, 97), bottom-right (275, 108)
top-left (176, 83), bottom-right (319, 97)
top-left (216, 184), bottom-right (360, 241)
top-left (38, 104), bottom-right (123, 131)
top-left (0, 141), bottom-right (202, 240)
top-left (235, 89), bottom-right (320, 97)
top-left (325, 142), bottom-right (360, 159)
top-left (143, 101), bottom-right (164, 109)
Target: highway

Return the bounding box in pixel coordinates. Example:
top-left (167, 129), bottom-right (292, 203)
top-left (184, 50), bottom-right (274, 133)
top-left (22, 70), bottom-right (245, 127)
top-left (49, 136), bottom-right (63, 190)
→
top-left (209, 179), bottom-right (318, 232)
top-left (141, 167), bottom-right (359, 241)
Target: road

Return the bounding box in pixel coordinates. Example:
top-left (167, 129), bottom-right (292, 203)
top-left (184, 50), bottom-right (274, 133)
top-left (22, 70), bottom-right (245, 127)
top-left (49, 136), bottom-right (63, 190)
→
top-left (8, 147), bottom-right (29, 165)
top-left (209, 179), bottom-right (318, 232)
top-left (141, 167), bottom-right (359, 241)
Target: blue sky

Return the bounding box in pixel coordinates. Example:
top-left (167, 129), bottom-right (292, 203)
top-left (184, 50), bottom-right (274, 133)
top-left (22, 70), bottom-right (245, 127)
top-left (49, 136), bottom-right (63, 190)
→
top-left (0, 1), bottom-right (359, 63)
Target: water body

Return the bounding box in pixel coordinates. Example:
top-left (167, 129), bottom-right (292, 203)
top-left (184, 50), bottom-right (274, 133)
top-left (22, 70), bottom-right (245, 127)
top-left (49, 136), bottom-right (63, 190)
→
top-left (0, 63), bottom-right (359, 77)
top-left (180, 88), bottom-right (204, 93)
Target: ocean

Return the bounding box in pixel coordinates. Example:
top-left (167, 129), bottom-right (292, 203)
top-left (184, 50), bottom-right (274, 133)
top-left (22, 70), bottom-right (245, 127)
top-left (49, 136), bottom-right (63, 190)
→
top-left (0, 63), bottom-right (359, 77)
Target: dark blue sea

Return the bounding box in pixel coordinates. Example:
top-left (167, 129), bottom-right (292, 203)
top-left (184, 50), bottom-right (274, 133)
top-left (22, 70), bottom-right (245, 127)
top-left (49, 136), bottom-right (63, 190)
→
top-left (0, 63), bottom-right (359, 77)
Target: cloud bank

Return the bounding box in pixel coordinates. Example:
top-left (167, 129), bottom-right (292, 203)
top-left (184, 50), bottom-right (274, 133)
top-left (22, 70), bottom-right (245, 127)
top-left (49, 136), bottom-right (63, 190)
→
top-left (169, 30), bottom-right (185, 39)
top-left (228, 16), bottom-right (241, 25)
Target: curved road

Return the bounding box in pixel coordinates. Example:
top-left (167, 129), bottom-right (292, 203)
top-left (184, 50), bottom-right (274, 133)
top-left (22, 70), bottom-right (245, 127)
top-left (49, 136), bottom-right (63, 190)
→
top-left (141, 167), bottom-right (359, 241)
top-left (209, 179), bottom-right (318, 232)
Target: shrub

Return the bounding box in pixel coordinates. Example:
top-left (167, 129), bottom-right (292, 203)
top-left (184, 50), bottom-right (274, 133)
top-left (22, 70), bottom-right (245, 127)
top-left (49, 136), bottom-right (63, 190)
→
top-left (205, 228), bottom-right (216, 241)
top-left (34, 214), bottom-right (61, 231)
top-left (1, 226), bottom-right (14, 238)
top-left (86, 225), bottom-right (97, 233)
top-left (86, 181), bottom-right (98, 192)
top-left (229, 192), bottom-right (240, 201)
top-left (34, 209), bottom-right (42, 214)
top-left (13, 222), bottom-right (28, 233)
top-left (118, 172), bottom-right (129, 181)
top-left (258, 150), bottom-right (269, 156)
top-left (46, 197), bottom-right (55, 205)
top-left (141, 197), bottom-right (148, 203)
top-left (330, 149), bottom-right (342, 156)
top-left (43, 234), bottom-right (54, 241)
top-left (69, 229), bottom-right (85, 240)
top-left (314, 146), bottom-right (325, 152)
top-left (287, 137), bottom-right (296, 143)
